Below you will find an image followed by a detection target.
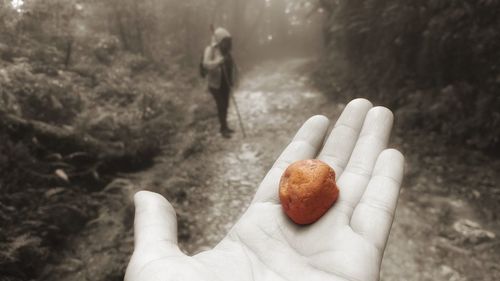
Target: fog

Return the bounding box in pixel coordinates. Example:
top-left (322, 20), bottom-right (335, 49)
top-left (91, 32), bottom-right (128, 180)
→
top-left (1, 1), bottom-right (499, 281)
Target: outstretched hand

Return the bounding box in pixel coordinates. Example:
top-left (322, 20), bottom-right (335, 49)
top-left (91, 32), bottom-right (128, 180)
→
top-left (125, 99), bottom-right (404, 281)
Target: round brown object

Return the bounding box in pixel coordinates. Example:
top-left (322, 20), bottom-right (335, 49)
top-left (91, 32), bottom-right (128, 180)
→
top-left (279, 159), bottom-right (339, 225)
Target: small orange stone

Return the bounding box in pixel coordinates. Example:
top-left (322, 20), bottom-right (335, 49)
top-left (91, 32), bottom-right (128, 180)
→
top-left (279, 159), bottom-right (339, 225)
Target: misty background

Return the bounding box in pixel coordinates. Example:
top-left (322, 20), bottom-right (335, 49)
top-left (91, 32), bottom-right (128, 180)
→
top-left (0, 0), bottom-right (499, 280)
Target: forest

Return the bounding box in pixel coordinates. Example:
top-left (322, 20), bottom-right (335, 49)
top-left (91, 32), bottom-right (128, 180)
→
top-left (0, 0), bottom-right (499, 280)
top-left (316, 0), bottom-right (500, 150)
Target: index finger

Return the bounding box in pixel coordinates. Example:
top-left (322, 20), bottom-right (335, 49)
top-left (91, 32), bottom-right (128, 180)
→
top-left (252, 115), bottom-right (330, 204)
top-left (318, 98), bottom-right (373, 176)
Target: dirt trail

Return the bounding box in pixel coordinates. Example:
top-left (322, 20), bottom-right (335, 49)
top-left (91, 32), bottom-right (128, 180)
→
top-left (43, 59), bottom-right (499, 281)
top-left (130, 58), bottom-right (337, 254)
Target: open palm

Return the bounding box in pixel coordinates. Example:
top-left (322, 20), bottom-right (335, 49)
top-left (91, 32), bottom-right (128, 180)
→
top-left (125, 99), bottom-right (405, 281)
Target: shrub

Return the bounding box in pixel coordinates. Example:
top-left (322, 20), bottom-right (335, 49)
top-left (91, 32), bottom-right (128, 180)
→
top-left (319, 0), bottom-right (500, 151)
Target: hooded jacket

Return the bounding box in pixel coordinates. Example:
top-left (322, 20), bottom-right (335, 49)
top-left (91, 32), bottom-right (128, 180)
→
top-left (203, 27), bottom-right (237, 90)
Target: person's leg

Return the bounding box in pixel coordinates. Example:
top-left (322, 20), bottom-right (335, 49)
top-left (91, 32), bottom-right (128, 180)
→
top-left (209, 87), bottom-right (230, 137)
top-left (220, 85), bottom-right (230, 131)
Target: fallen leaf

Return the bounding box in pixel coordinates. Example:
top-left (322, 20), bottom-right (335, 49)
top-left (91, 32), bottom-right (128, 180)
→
top-left (54, 169), bottom-right (69, 182)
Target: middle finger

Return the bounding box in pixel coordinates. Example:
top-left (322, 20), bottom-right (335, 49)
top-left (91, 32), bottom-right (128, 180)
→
top-left (325, 106), bottom-right (394, 226)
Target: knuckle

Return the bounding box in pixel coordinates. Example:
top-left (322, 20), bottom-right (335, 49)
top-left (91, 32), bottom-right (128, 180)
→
top-left (358, 198), bottom-right (394, 219)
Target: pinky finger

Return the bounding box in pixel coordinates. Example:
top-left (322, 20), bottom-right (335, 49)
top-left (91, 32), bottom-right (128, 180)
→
top-left (349, 149), bottom-right (405, 252)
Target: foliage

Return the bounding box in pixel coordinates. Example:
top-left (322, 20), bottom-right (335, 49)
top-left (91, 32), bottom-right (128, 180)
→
top-left (0, 1), bottom-right (331, 279)
top-left (317, 0), bottom-right (500, 150)
top-left (0, 3), bottom-right (194, 278)
top-left (1, 62), bottom-right (83, 124)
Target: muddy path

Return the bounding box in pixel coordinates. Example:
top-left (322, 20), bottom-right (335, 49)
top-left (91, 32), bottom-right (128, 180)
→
top-left (43, 59), bottom-right (499, 281)
top-left (129, 58), bottom-right (337, 254)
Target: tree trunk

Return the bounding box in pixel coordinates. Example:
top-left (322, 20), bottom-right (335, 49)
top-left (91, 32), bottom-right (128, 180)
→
top-left (1, 111), bottom-right (125, 160)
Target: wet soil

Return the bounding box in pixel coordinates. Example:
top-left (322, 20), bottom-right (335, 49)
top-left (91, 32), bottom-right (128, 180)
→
top-left (42, 59), bottom-right (500, 281)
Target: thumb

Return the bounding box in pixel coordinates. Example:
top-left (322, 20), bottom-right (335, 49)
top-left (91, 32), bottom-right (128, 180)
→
top-left (133, 191), bottom-right (179, 251)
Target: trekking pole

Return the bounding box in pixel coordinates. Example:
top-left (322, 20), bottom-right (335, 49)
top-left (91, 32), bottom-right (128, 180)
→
top-left (229, 91), bottom-right (247, 138)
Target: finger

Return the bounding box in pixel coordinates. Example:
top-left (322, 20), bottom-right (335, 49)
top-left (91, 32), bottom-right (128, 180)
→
top-left (327, 106), bottom-right (394, 225)
top-left (318, 98), bottom-right (373, 176)
top-left (252, 115), bottom-right (330, 204)
top-left (133, 191), bottom-right (179, 251)
top-left (350, 149), bottom-right (404, 251)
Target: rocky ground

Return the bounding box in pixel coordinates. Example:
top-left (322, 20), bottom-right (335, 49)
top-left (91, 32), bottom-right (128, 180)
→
top-left (40, 59), bottom-right (499, 281)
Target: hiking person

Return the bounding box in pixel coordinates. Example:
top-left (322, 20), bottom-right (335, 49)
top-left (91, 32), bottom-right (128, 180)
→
top-left (202, 27), bottom-right (238, 138)
top-left (125, 99), bottom-right (405, 281)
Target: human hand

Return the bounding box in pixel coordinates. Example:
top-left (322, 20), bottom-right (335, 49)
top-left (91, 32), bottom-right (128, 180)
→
top-left (125, 98), bottom-right (404, 281)
top-left (215, 55), bottom-right (224, 65)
